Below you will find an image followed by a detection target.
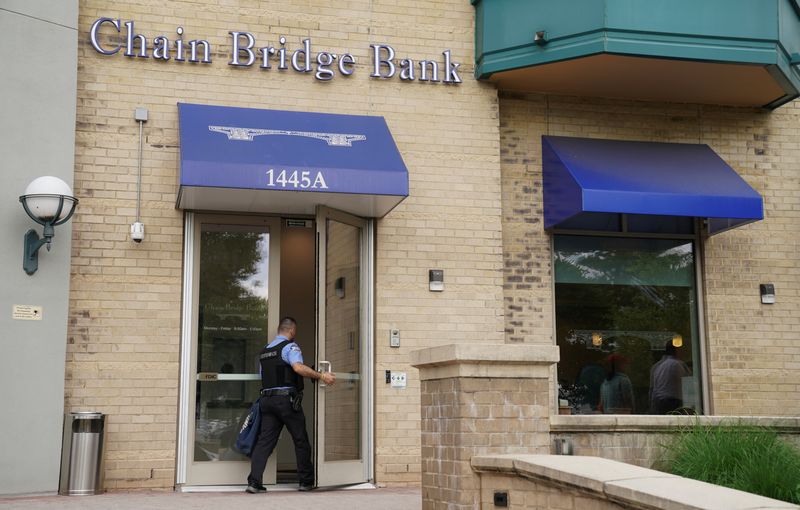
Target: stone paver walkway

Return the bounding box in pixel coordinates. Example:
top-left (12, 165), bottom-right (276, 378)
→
top-left (0, 487), bottom-right (421, 510)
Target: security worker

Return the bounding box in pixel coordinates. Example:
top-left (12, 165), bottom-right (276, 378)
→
top-left (246, 317), bottom-right (335, 493)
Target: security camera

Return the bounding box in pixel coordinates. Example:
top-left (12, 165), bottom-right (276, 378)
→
top-left (131, 222), bottom-right (145, 243)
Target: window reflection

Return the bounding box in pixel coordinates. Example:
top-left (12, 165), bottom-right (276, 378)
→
top-left (195, 225), bottom-right (269, 462)
top-left (554, 235), bottom-right (702, 415)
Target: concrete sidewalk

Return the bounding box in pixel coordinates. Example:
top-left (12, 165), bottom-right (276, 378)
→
top-left (0, 487), bottom-right (421, 510)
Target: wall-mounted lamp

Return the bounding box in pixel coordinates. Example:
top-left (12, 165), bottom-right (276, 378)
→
top-left (534, 31), bottom-right (547, 46)
top-left (591, 332), bottom-right (603, 347)
top-left (672, 334), bottom-right (683, 348)
top-left (429, 269), bottom-right (444, 292)
top-left (19, 176), bottom-right (78, 275)
top-left (760, 283), bottom-right (775, 304)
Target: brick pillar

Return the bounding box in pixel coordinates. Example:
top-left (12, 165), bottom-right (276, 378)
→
top-left (410, 344), bottom-right (559, 510)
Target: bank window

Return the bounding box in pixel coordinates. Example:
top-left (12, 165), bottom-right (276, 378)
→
top-left (554, 235), bottom-right (702, 415)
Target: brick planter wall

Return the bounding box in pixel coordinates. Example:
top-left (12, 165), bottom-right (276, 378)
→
top-left (412, 344), bottom-right (559, 509)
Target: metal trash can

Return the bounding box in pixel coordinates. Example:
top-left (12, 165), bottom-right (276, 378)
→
top-left (59, 412), bottom-right (105, 495)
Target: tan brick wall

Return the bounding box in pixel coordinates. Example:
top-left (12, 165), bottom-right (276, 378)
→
top-left (420, 377), bottom-right (551, 508)
top-left (499, 92), bottom-right (800, 417)
top-left (550, 416), bottom-right (800, 469)
top-left (70, 0), bottom-right (501, 488)
top-left (479, 473), bottom-right (626, 510)
top-left (552, 431), bottom-right (666, 468)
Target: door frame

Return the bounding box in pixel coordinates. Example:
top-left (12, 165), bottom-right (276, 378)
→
top-left (315, 207), bottom-right (375, 487)
top-left (176, 211), bottom-right (375, 488)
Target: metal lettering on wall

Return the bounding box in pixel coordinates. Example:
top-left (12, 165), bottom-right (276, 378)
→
top-left (89, 18), bottom-right (462, 84)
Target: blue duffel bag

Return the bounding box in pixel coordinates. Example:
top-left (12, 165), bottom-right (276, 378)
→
top-left (234, 398), bottom-right (261, 457)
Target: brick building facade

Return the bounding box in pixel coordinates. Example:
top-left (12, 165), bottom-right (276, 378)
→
top-left (500, 94), bottom-right (800, 417)
top-left (3, 0), bottom-right (798, 496)
top-left (68, 0), bottom-right (502, 490)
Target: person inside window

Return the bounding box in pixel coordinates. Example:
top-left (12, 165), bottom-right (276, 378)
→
top-left (598, 353), bottom-right (635, 414)
top-left (649, 341), bottom-right (691, 414)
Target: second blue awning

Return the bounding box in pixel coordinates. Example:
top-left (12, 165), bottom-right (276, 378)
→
top-left (177, 103), bottom-right (409, 217)
top-left (542, 136), bottom-right (764, 235)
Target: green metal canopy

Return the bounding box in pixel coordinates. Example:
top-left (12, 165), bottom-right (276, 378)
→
top-left (472, 0), bottom-right (800, 108)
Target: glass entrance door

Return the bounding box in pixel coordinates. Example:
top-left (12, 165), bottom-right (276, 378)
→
top-left (187, 216), bottom-right (281, 485)
top-left (315, 207), bottom-right (369, 487)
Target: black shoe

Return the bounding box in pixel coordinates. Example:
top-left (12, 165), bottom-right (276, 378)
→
top-left (246, 482), bottom-right (267, 494)
top-left (298, 484), bottom-right (314, 492)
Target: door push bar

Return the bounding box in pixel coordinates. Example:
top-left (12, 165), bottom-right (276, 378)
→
top-left (196, 372), bottom-right (260, 381)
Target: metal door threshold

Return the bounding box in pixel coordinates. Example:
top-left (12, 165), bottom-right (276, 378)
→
top-left (178, 482), bottom-right (376, 492)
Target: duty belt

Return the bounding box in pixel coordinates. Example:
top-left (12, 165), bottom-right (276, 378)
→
top-left (260, 388), bottom-right (296, 397)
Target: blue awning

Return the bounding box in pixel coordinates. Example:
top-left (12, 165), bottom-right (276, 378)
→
top-left (542, 136), bottom-right (764, 235)
top-left (177, 103), bottom-right (408, 217)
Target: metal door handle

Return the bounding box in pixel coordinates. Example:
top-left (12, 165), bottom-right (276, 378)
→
top-left (319, 361), bottom-right (331, 387)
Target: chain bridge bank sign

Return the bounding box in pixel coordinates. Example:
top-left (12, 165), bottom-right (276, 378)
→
top-left (90, 18), bottom-right (463, 84)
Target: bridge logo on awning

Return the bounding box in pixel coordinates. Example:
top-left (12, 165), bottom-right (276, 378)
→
top-left (208, 125), bottom-right (367, 147)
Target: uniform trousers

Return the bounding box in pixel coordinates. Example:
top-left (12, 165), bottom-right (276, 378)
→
top-left (248, 394), bottom-right (313, 486)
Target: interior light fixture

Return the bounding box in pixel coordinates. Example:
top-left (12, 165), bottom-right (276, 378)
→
top-left (19, 176), bottom-right (78, 275)
top-left (591, 332), bottom-right (603, 347)
top-left (672, 334), bottom-right (683, 348)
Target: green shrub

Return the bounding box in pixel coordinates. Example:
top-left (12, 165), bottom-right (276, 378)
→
top-left (658, 422), bottom-right (800, 504)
